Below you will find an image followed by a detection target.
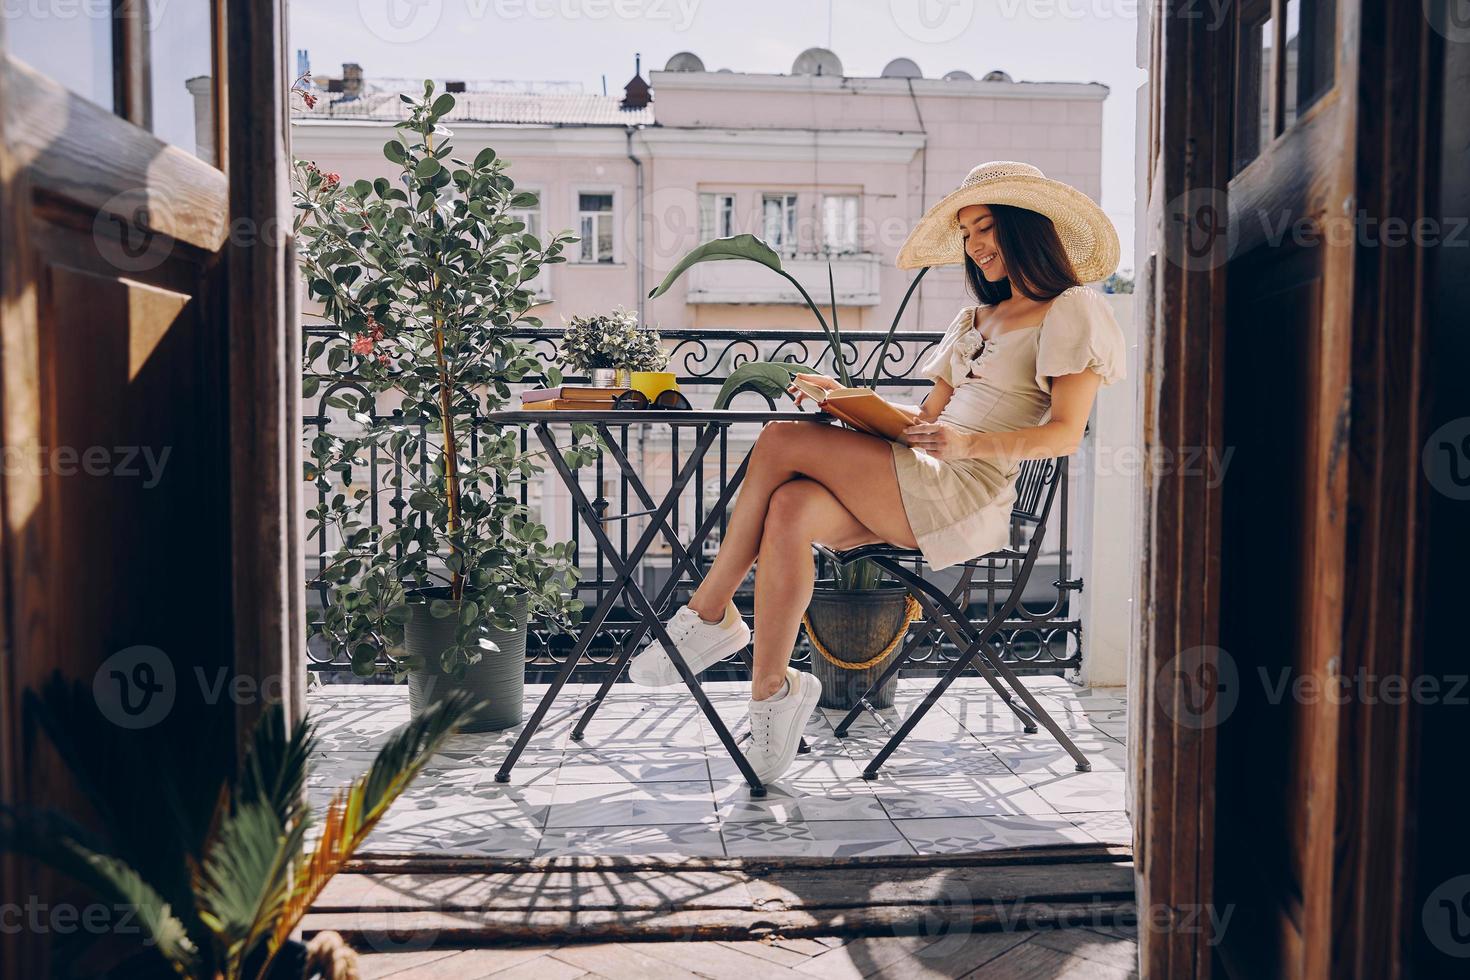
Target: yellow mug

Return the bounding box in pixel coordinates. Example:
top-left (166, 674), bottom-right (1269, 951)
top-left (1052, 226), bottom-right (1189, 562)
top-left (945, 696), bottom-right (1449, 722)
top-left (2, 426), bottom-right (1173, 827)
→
top-left (629, 371), bottom-right (679, 401)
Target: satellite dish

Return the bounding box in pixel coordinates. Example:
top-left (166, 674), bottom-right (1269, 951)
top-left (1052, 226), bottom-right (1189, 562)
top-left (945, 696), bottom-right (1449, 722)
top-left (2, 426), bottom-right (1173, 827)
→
top-left (664, 51), bottom-right (705, 72)
top-left (982, 70), bottom-right (1014, 82)
top-left (792, 47), bottom-right (843, 77)
top-left (881, 58), bottom-right (923, 79)
top-left (943, 70), bottom-right (975, 81)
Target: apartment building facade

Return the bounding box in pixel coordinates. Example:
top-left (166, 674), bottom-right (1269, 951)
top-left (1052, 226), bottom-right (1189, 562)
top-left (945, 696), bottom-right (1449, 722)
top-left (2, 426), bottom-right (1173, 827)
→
top-left (290, 49), bottom-right (1114, 333)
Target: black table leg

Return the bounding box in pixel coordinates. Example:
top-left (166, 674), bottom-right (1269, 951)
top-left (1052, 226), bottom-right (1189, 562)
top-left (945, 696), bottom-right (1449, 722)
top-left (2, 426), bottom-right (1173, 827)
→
top-left (495, 422), bottom-right (717, 784)
top-left (541, 423), bottom-right (771, 796)
top-left (570, 432), bottom-right (751, 739)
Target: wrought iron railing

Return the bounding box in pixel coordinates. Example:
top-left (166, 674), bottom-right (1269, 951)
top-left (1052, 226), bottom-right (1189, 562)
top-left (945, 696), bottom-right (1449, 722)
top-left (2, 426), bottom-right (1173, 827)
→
top-left (304, 325), bottom-right (1082, 679)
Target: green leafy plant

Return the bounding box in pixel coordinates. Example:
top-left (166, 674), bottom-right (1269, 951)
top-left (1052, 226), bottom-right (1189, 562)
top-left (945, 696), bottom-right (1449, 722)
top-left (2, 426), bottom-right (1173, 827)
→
top-left (560, 307), bottom-right (668, 373)
top-left (1, 676), bottom-right (480, 979)
top-left (652, 234), bottom-right (929, 589)
top-left (296, 81), bottom-right (599, 676)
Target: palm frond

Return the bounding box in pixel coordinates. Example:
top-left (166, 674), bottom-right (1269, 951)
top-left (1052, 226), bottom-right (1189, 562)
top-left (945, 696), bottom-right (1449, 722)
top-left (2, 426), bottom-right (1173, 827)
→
top-left (193, 796), bottom-right (307, 977)
top-left (238, 703), bottom-right (318, 828)
top-left (0, 806), bottom-right (199, 974)
top-left (266, 692), bottom-right (479, 957)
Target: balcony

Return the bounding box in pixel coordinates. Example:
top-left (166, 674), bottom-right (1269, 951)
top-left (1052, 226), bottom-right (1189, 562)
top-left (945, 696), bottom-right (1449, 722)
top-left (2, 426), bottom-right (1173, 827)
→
top-left (304, 326), bottom-right (1085, 680)
top-left (686, 252), bottom-right (882, 306)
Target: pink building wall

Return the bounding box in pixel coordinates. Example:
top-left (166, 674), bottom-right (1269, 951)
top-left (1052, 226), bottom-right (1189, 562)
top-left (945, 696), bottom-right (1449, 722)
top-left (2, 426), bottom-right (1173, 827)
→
top-left (291, 67), bottom-right (1108, 337)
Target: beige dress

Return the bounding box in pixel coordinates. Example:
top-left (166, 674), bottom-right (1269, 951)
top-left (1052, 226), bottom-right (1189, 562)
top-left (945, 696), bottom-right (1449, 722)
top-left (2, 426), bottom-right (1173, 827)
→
top-left (890, 285), bottom-right (1127, 571)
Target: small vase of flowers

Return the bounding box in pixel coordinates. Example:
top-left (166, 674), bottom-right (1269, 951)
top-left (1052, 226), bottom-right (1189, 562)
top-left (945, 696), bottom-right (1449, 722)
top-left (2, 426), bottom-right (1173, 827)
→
top-left (561, 307), bottom-right (669, 386)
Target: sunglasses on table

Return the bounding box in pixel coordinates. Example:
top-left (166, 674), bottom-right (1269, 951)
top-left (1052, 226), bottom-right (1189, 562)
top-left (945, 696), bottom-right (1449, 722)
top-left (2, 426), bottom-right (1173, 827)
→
top-left (612, 389), bottom-right (694, 411)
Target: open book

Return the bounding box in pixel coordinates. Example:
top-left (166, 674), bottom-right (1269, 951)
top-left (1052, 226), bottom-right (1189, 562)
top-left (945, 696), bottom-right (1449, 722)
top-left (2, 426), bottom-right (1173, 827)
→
top-left (789, 377), bottom-right (917, 441)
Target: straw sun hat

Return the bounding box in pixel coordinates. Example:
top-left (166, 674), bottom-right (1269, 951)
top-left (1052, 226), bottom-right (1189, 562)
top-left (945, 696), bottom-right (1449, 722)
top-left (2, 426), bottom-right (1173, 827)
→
top-left (896, 161), bottom-right (1120, 282)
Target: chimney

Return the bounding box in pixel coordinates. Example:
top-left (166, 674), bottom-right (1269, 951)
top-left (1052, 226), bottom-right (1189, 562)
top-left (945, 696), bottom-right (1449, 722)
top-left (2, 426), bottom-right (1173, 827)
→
top-left (185, 75), bottom-right (215, 165)
top-left (620, 52), bottom-right (651, 110)
top-left (341, 63), bottom-right (364, 99)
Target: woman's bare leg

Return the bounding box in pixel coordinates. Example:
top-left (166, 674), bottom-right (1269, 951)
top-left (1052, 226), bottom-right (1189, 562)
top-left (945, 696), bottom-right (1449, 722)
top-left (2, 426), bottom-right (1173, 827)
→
top-left (750, 479), bottom-right (885, 699)
top-left (688, 421), bottom-right (918, 624)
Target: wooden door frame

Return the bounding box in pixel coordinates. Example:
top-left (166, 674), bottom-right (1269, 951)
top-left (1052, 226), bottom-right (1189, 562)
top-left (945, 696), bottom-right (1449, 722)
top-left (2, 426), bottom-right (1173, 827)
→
top-left (1132, 0), bottom-right (1232, 974)
top-left (224, 0), bottom-right (303, 734)
top-left (1136, 0), bottom-right (1444, 976)
top-left (0, 1), bottom-right (297, 972)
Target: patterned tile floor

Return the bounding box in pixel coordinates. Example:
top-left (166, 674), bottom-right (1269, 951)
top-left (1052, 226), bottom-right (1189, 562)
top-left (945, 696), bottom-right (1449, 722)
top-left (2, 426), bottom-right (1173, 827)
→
top-left (307, 677), bottom-right (1131, 859)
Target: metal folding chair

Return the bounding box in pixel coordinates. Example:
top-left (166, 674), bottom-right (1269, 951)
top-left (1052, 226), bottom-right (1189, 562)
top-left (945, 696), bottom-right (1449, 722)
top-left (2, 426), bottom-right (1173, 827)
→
top-left (816, 457), bottom-right (1092, 777)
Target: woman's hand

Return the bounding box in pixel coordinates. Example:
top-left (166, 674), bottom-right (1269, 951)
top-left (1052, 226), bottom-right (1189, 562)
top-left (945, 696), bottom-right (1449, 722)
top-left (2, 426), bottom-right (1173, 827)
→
top-left (902, 420), bottom-right (974, 460)
top-left (788, 372), bottom-right (841, 408)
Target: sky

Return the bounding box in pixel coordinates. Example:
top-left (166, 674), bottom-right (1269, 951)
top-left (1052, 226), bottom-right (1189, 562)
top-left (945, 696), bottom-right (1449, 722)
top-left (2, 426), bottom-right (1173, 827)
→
top-left (292, 0), bottom-right (1145, 266)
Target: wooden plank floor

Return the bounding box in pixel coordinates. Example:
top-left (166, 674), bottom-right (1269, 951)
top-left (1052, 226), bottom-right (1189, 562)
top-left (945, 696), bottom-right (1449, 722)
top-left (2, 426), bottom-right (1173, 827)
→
top-left (304, 846), bottom-right (1134, 946)
top-left (354, 923), bottom-right (1140, 979)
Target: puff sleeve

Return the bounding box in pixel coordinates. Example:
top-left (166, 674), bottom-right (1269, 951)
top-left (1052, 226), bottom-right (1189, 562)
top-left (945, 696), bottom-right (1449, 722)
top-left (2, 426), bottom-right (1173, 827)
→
top-left (916, 307), bottom-right (976, 386)
top-left (1035, 287), bottom-right (1127, 393)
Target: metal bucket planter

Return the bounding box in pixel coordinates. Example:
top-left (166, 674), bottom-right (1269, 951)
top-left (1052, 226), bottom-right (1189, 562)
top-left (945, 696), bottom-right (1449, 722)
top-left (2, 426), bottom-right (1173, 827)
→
top-left (406, 591), bottom-right (528, 732)
top-left (805, 585), bottom-right (914, 710)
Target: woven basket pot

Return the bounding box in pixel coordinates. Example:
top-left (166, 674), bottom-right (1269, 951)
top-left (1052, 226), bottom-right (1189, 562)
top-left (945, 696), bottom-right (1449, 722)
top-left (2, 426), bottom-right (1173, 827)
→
top-left (806, 585), bottom-right (911, 710)
top-left (406, 591), bottom-right (528, 732)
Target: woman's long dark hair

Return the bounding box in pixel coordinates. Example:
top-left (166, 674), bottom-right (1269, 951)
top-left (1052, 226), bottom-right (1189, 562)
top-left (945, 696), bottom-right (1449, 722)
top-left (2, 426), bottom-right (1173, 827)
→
top-left (963, 204), bottom-right (1081, 304)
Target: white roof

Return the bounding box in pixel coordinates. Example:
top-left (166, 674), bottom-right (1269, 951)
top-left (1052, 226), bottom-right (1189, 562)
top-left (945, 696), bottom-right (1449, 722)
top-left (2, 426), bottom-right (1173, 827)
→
top-left (297, 91), bottom-right (655, 127)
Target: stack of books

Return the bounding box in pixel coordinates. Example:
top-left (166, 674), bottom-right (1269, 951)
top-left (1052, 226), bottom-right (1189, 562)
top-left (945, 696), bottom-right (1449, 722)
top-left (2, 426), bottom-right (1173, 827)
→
top-left (519, 385), bottom-right (629, 410)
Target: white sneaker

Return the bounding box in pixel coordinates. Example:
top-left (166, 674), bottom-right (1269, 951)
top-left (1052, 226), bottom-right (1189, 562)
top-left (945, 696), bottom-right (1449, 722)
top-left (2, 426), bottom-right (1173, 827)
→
top-left (628, 602), bottom-right (751, 687)
top-left (744, 668), bottom-right (822, 784)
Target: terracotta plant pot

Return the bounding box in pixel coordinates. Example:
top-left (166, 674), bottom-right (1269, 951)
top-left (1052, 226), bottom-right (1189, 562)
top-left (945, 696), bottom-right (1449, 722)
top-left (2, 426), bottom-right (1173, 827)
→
top-left (405, 591), bottom-right (528, 732)
top-left (805, 585), bottom-right (911, 710)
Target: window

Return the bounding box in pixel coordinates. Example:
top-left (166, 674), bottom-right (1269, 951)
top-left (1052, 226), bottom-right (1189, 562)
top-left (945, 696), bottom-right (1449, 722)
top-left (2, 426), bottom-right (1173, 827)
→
top-left (1232, 3), bottom-right (1274, 174)
top-left (508, 192), bottom-right (550, 297)
top-left (822, 194), bottom-right (859, 254)
top-left (700, 192), bottom-right (736, 241)
top-left (149, 0), bottom-right (217, 165)
top-left (577, 192), bottom-right (615, 263)
top-left (7, 7), bottom-right (113, 112)
top-left (1283, 0), bottom-right (1336, 127)
top-left (762, 193), bottom-right (799, 254)
top-left (1232, 0), bottom-right (1336, 174)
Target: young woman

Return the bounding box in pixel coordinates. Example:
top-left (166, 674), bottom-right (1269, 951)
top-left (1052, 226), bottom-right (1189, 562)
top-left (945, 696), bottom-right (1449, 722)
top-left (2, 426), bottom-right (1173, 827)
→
top-left (628, 162), bottom-right (1127, 784)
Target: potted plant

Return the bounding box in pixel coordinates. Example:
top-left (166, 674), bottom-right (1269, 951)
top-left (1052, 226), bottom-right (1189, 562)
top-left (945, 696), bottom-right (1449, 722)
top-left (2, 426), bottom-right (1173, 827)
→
top-left (1, 675), bottom-right (480, 979)
top-left (650, 235), bottom-right (930, 709)
top-left (296, 81), bottom-right (598, 730)
top-left (559, 307), bottom-right (666, 387)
